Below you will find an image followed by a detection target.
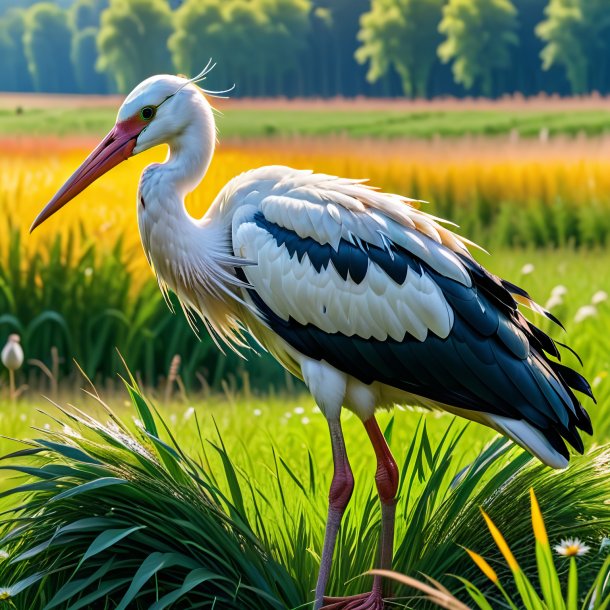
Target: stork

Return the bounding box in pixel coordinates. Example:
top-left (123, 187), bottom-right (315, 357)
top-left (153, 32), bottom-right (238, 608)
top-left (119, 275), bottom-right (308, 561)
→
top-left (31, 72), bottom-right (593, 610)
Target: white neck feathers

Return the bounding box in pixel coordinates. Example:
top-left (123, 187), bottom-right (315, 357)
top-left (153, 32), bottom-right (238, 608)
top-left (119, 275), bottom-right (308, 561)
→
top-left (136, 94), bottom-right (249, 352)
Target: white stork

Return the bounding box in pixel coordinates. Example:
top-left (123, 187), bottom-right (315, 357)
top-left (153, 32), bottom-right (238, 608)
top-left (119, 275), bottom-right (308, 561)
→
top-left (31, 72), bottom-right (593, 610)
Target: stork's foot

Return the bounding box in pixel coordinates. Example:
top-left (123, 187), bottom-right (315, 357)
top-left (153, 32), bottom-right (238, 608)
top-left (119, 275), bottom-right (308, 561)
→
top-left (322, 591), bottom-right (385, 610)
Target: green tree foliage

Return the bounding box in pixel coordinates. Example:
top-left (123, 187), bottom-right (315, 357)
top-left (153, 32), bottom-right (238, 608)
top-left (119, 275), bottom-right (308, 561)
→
top-left (97, 0), bottom-right (173, 93)
top-left (259, 0), bottom-right (311, 94)
top-left (356, 0), bottom-right (444, 98)
top-left (0, 23), bottom-right (19, 92)
top-left (170, 0), bottom-right (244, 90)
top-left (438, 0), bottom-right (518, 96)
top-left (537, 0), bottom-right (610, 94)
top-left (1, 9), bottom-right (33, 91)
top-left (72, 27), bottom-right (108, 93)
top-left (170, 0), bottom-right (310, 97)
top-left (70, 0), bottom-right (108, 30)
top-left (23, 3), bottom-right (76, 92)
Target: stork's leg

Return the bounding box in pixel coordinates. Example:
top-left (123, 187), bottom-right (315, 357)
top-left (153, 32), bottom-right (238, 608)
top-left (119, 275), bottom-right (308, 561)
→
top-left (322, 416), bottom-right (398, 610)
top-left (364, 416), bottom-right (399, 595)
top-left (314, 417), bottom-right (354, 610)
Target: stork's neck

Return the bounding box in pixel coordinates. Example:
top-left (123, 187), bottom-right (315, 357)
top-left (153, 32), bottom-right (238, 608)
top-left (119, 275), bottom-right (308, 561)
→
top-left (137, 99), bottom-right (246, 343)
top-left (137, 97), bottom-right (222, 263)
top-left (152, 97), bottom-right (216, 203)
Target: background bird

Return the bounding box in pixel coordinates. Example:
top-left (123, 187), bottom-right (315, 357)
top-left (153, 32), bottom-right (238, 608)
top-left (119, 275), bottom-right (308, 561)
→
top-left (31, 71), bottom-right (593, 610)
top-left (2, 334), bottom-right (24, 402)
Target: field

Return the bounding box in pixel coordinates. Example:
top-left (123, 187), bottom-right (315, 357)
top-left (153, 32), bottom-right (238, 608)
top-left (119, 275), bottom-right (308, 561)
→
top-left (3, 93), bottom-right (610, 138)
top-left (0, 96), bottom-right (610, 608)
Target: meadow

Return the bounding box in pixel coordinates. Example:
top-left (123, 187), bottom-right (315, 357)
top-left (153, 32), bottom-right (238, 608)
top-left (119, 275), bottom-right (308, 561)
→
top-left (3, 94), bottom-right (610, 139)
top-left (0, 99), bottom-right (610, 608)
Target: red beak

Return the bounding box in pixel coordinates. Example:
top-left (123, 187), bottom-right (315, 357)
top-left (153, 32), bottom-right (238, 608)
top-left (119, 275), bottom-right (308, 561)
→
top-left (30, 119), bottom-right (143, 232)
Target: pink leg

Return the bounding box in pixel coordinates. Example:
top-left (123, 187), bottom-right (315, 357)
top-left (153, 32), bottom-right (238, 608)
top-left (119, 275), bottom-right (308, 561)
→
top-left (365, 417), bottom-right (399, 597)
top-left (314, 418), bottom-right (354, 610)
top-left (322, 417), bottom-right (399, 610)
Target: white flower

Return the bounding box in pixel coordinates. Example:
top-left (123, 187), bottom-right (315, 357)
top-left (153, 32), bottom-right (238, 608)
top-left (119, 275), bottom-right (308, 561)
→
top-left (545, 294), bottom-right (564, 310)
top-left (43, 423), bottom-right (50, 431)
top-left (301, 417), bottom-right (310, 425)
top-left (554, 538), bottom-right (590, 557)
top-left (84, 267), bottom-right (93, 277)
top-left (253, 408), bottom-right (262, 417)
top-left (592, 291), bottom-right (608, 305)
top-left (294, 406), bottom-right (305, 415)
top-left (169, 414), bottom-right (177, 425)
top-left (284, 412), bottom-right (292, 419)
top-left (593, 372), bottom-right (607, 388)
top-left (551, 285), bottom-right (568, 298)
top-left (183, 406), bottom-right (195, 420)
top-left (0, 550), bottom-right (8, 561)
top-left (574, 305), bottom-right (597, 323)
top-left (521, 263), bottom-right (535, 275)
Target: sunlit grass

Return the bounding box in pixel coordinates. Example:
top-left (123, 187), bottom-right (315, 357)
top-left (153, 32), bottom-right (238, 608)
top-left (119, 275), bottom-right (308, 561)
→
top-left (0, 383), bottom-right (609, 608)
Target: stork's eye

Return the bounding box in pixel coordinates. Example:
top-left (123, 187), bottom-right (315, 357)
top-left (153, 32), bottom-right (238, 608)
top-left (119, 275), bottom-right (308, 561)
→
top-left (140, 106), bottom-right (156, 121)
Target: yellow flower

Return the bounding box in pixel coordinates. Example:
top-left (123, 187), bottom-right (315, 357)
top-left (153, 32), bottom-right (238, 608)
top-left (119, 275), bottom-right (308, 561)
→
top-left (554, 538), bottom-right (590, 557)
top-left (0, 589), bottom-right (10, 600)
top-left (465, 548), bottom-right (499, 584)
top-left (530, 488), bottom-right (548, 545)
top-left (481, 508), bottom-right (520, 572)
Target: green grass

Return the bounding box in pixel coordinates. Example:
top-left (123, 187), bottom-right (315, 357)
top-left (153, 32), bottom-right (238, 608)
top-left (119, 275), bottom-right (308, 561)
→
top-left (0, 382), bottom-right (609, 609)
top-left (3, 105), bottom-right (610, 139)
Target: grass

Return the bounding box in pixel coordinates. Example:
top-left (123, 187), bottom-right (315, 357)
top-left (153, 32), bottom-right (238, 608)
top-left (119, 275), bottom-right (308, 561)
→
top-left (0, 382), bottom-right (608, 609)
top-left (3, 105), bottom-right (610, 139)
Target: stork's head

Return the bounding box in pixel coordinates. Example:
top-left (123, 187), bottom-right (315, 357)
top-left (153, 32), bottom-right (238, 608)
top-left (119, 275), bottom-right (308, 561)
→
top-left (31, 73), bottom-right (215, 232)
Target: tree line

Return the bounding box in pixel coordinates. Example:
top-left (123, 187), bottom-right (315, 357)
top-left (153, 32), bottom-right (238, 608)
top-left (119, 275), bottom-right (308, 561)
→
top-left (0, 0), bottom-right (606, 98)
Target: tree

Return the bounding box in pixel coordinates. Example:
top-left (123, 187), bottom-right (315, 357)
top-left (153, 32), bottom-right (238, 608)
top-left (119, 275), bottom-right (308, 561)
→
top-left (438, 0), bottom-right (518, 96)
top-left (257, 0), bottom-right (311, 95)
top-left (170, 0), bottom-right (310, 97)
top-left (0, 23), bottom-right (18, 91)
top-left (23, 3), bottom-right (76, 92)
top-left (537, 0), bottom-right (610, 94)
top-left (70, 0), bottom-right (108, 30)
top-left (1, 9), bottom-right (33, 91)
top-left (356, 0), bottom-right (444, 98)
top-left (97, 0), bottom-right (174, 93)
top-left (72, 27), bottom-right (108, 93)
top-left (170, 0), bottom-right (239, 91)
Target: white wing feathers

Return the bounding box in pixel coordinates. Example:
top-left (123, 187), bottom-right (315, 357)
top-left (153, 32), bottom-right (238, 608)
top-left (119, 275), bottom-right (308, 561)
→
top-left (226, 166), bottom-right (474, 343)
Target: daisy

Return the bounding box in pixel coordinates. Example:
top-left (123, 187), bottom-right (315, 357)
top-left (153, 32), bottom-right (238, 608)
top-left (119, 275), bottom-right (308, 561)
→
top-left (554, 538), bottom-right (590, 557)
top-left (574, 305), bottom-right (597, 323)
top-left (521, 263), bottom-right (535, 275)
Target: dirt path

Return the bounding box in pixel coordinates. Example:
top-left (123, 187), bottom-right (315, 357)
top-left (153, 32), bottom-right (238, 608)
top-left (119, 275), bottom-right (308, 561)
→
top-left (2, 92), bottom-right (610, 111)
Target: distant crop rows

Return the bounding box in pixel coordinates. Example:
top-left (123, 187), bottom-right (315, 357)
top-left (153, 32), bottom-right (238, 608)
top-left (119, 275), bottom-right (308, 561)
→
top-left (3, 100), bottom-right (610, 139)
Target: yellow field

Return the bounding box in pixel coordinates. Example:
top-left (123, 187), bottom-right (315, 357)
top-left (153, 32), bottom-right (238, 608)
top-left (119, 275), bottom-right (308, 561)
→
top-left (3, 134), bottom-right (610, 276)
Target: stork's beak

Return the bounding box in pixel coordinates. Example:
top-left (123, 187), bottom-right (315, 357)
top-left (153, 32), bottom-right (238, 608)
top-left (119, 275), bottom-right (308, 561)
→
top-left (30, 119), bottom-right (143, 232)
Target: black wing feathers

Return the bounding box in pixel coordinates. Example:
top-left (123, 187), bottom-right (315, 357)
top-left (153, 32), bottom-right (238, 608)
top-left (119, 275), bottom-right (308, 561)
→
top-left (243, 217), bottom-right (593, 461)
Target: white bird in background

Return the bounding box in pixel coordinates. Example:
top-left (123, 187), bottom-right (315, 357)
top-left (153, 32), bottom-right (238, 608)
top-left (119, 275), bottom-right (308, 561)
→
top-left (2, 334), bottom-right (24, 402)
top-left (32, 69), bottom-right (593, 610)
